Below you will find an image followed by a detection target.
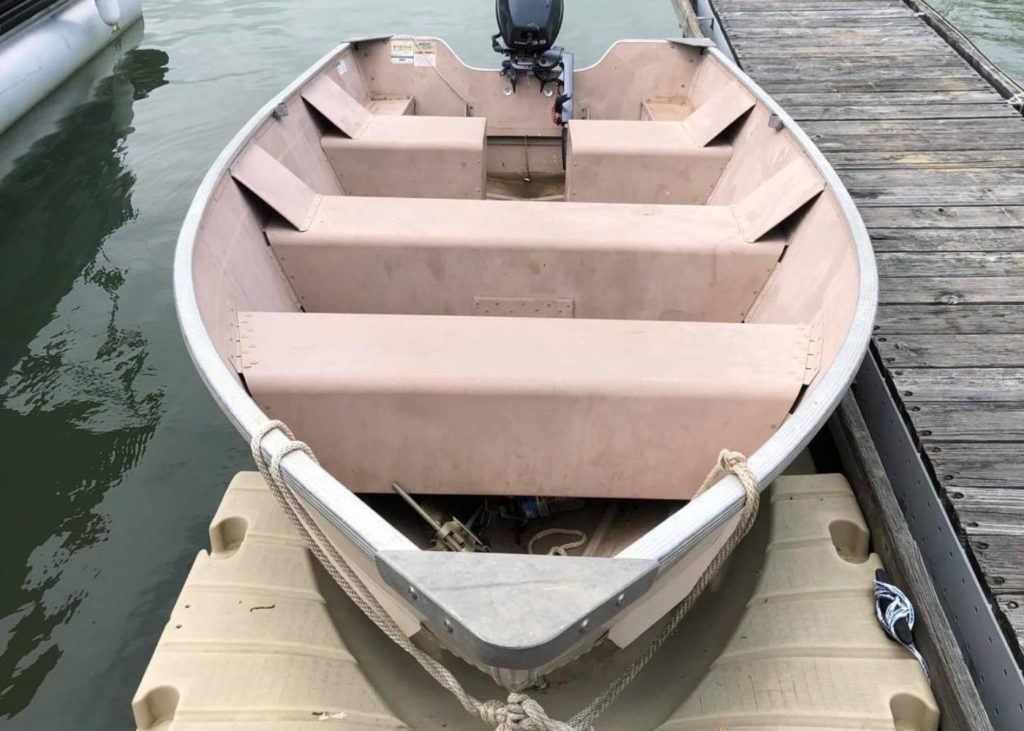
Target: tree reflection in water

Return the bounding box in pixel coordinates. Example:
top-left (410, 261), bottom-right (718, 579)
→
top-left (0, 40), bottom-right (169, 720)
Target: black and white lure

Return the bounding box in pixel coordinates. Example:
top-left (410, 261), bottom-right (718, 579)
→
top-left (874, 569), bottom-right (930, 679)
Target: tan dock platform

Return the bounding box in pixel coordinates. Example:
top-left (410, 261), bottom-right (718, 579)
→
top-left (133, 472), bottom-right (938, 730)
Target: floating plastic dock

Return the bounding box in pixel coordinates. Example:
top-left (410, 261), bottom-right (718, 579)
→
top-left (133, 470), bottom-right (937, 729)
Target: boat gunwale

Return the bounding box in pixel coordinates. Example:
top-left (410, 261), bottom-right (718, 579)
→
top-left (173, 34), bottom-right (877, 649)
top-left (620, 42), bottom-right (878, 566)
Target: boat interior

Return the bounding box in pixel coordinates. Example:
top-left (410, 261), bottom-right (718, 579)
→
top-left (196, 37), bottom-right (861, 557)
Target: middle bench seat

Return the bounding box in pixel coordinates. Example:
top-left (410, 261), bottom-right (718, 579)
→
top-left (267, 196), bottom-right (784, 323)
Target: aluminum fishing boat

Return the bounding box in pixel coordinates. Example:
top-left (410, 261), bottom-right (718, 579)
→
top-left (174, 9), bottom-right (876, 690)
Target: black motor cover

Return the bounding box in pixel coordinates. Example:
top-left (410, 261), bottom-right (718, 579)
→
top-left (495, 0), bottom-right (564, 54)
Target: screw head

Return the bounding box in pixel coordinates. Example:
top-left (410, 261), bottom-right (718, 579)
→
top-left (443, 619), bottom-right (454, 633)
top-left (408, 586), bottom-right (418, 600)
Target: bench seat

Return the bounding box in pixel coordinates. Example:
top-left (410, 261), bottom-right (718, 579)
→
top-left (267, 196), bottom-right (784, 322)
top-left (238, 313), bottom-right (814, 499)
top-left (567, 80), bottom-right (758, 204)
top-left (566, 120), bottom-right (731, 204)
top-left (322, 116), bottom-right (486, 199)
top-left (300, 75), bottom-right (485, 199)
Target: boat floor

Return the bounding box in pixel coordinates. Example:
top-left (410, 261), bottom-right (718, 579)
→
top-left (485, 173), bottom-right (566, 201)
top-left (133, 467), bottom-right (938, 730)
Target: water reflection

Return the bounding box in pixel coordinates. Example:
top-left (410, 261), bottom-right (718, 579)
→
top-left (0, 39), bottom-right (168, 719)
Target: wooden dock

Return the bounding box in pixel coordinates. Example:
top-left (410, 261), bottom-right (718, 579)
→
top-left (699, 0), bottom-right (1024, 719)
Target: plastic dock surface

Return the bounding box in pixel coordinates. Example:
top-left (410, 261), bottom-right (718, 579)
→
top-left (134, 472), bottom-right (937, 730)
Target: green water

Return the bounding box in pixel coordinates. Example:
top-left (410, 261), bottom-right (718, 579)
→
top-left (930, 0), bottom-right (1024, 83)
top-left (0, 1), bottom-right (1020, 728)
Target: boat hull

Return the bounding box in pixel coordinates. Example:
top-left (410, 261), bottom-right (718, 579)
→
top-left (174, 37), bottom-right (877, 686)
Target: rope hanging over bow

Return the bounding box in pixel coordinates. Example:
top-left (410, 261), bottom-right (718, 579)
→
top-left (251, 420), bottom-right (761, 730)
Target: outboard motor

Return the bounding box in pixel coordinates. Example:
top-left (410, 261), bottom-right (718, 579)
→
top-left (495, 0), bottom-right (564, 54)
top-left (493, 0), bottom-right (574, 163)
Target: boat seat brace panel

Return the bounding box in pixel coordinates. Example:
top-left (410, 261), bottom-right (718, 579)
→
top-left (733, 154), bottom-right (826, 242)
top-left (681, 78), bottom-right (757, 147)
top-left (229, 144), bottom-right (322, 231)
top-left (301, 74), bottom-right (373, 138)
top-left (237, 312), bottom-right (815, 499)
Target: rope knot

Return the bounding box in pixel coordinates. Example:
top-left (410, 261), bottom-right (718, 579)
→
top-left (717, 449), bottom-right (747, 472)
top-left (478, 694), bottom-right (574, 731)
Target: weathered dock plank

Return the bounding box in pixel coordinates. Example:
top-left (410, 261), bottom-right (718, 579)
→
top-left (828, 149), bottom-right (1024, 170)
top-left (786, 103), bottom-right (1014, 121)
top-left (844, 171), bottom-right (1024, 207)
top-left (871, 229), bottom-right (1024, 253)
top-left (704, 0), bottom-right (1024, 722)
top-left (805, 120), bottom-right (1024, 154)
top-left (894, 369), bottom-right (1024, 403)
top-left (772, 89), bottom-right (1009, 106)
top-left (910, 403), bottom-right (1024, 443)
top-left (877, 304), bottom-right (1024, 334)
top-left (925, 443), bottom-right (1024, 489)
top-left (756, 76), bottom-right (996, 94)
top-left (880, 277), bottom-right (1024, 305)
top-left (862, 206), bottom-right (1024, 229)
top-left (878, 335), bottom-right (1024, 368)
top-left (877, 252), bottom-right (1024, 277)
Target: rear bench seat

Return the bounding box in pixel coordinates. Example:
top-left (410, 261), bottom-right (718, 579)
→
top-left (267, 196), bottom-right (785, 323)
top-left (567, 79), bottom-right (758, 204)
top-left (238, 313), bottom-right (815, 499)
top-left (301, 75), bottom-right (485, 199)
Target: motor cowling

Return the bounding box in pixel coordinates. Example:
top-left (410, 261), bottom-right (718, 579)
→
top-left (495, 0), bottom-right (564, 55)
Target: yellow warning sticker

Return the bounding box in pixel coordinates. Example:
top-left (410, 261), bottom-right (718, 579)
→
top-left (391, 38), bottom-right (436, 67)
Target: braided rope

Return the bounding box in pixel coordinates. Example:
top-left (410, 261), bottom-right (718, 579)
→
top-left (528, 528), bottom-right (589, 556)
top-left (875, 577), bottom-right (930, 679)
top-left (251, 420), bottom-right (760, 730)
top-left (568, 450), bottom-right (759, 730)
